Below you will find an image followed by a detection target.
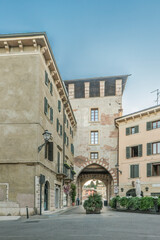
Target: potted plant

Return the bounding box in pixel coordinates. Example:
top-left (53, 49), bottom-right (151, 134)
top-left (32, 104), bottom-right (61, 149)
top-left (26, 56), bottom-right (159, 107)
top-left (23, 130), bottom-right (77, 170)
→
top-left (83, 193), bottom-right (103, 214)
top-left (70, 183), bottom-right (76, 206)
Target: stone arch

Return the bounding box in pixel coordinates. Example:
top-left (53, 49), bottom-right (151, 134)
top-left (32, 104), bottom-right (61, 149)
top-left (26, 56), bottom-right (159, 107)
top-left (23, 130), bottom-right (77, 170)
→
top-left (76, 160), bottom-right (117, 186)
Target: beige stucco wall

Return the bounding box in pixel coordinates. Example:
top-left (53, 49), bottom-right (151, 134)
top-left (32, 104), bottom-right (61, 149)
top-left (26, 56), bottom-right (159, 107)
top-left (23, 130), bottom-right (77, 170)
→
top-left (0, 46), bottom-right (75, 215)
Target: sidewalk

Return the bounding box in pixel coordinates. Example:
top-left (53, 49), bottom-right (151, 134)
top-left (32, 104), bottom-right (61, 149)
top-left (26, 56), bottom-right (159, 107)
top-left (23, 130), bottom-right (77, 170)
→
top-left (0, 216), bottom-right (21, 221)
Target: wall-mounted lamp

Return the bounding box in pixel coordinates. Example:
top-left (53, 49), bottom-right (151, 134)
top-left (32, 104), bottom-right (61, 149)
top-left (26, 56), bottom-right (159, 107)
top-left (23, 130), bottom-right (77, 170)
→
top-left (145, 186), bottom-right (149, 192)
top-left (38, 130), bottom-right (52, 152)
top-left (121, 188), bottom-right (124, 192)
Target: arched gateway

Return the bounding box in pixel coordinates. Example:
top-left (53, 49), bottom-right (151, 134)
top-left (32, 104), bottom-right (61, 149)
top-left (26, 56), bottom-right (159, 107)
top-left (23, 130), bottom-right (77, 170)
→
top-left (64, 76), bottom-right (128, 202)
top-left (76, 161), bottom-right (116, 203)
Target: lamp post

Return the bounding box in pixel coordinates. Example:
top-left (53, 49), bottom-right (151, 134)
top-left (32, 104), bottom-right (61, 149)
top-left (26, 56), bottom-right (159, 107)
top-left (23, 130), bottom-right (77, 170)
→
top-left (38, 130), bottom-right (52, 152)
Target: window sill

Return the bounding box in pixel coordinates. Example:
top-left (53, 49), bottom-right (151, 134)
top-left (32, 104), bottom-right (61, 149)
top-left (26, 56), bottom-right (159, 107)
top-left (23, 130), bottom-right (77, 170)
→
top-left (89, 144), bottom-right (100, 146)
top-left (89, 121), bottom-right (100, 123)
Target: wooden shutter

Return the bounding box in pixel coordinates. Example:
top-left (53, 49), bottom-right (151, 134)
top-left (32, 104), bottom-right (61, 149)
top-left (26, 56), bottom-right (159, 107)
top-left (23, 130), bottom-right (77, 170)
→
top-left (138, 144), bottom-right (142, 157)
top-left (130, 165), bottom-right (134, 178)
top-left (147, 163), bottom-right (152, 177)
top-left (44, 97), bottom-right (48, 115)
top-left (147, 143), bottom-right (152, 156)
top-left (57, 118), bottom-right (59, 133)
top-left (135, 165), bottom-right (139, 178)
top-left (71, 144), bottom-right (73, 154)
top-left (58, 100), bottom-right (61, 112)
top-left (135, 125), bottom-right (139, 133)
top-left (48, 142), bottom-right (53, 161)
top-left (50, 108), bottom-right (53, 123)
top-left (126, 127), bottom-right (130, 136)
top-left (146, 122), bottom-right (152, 131)
top-left (126, 147), bottom-right (130, 159)
top-left (73, 145), bottom-right (74, 155)
top-left (50, 82), bottom-right (53, 95)
top-left (45, 71), bottom-right (48, 85)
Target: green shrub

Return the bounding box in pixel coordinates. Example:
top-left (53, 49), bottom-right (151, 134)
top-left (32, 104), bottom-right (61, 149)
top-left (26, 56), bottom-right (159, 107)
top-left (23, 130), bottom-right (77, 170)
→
top-left (126, 197), bottom-right (141, 210)
top-left (139, 197), bottom-right (154, 211)
top-left (119, 197), bottom-right (128, 207)
top-left (109, 196), bottom-right (120, 209)
top-left (83, 193), bottom-right (103, 212)
top-left (70, 183), bottom-right (76, 203)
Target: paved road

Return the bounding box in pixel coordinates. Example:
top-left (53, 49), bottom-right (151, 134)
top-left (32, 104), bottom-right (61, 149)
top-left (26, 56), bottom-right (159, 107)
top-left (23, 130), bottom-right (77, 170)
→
top-left (0, 206), bottom-right (159, 240)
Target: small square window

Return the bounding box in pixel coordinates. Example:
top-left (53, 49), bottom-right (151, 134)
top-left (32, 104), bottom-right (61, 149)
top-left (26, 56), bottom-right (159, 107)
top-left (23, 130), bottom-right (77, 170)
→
top-left (90, 152), bottom-right (98, 159)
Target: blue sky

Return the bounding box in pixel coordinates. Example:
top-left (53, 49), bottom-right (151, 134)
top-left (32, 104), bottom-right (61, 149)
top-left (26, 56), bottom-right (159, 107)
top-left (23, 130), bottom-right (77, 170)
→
top-left (0, 0), bottom-right (160, 114)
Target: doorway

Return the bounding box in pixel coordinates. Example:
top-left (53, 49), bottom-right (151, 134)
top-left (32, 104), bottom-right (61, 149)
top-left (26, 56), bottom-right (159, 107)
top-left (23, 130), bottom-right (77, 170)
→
top-left (44, 181), bottom-right (49, 211)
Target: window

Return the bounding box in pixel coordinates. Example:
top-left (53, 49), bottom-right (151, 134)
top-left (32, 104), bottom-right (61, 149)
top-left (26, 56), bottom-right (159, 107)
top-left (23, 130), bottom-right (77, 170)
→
top-left (58, 100), bottom-right (61, 112)
top-left (90, 131), bottom-right (98, 144)
top-left (44, 97), bottom-right (53, 124)
top-left (45, 71), bottom-right (48, 86)
top-left (130, 164), bottom-right (139, 178)
top-left (147, 163), bottom-right (160, 177)
top-left (131, 146), bottom-right (138, 157)
top-left (57, 151), bottom-right (61, 173)
top-left (90, 152), bottom-right (98, 159)
top-left (71, 144), bottom-right (74, 155)
top-left (126, 145), bottom-right (142, 158)
top-left (147, 142), bottom-right (160, 155)
top-left (45, 142), bottom-right (53, 161)
top-left (126, 126), bottom-right (139, 135)
top-left (147, 120), bottom-right (160, 130)
top-left (50, 82), bottom-right (53, 95)
top-left (91, 108), bottom-right (98, 121)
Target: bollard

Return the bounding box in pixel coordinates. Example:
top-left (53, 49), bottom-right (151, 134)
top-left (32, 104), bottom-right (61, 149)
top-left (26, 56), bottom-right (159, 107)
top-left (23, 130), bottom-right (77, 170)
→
top-left (26, 206), bottom-right (29, 219)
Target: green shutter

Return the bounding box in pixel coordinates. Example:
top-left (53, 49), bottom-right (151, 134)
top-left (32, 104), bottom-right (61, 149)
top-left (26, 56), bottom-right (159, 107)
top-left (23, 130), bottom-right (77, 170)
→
top-left (126, 147), bottom-right (130, 159)
top-left (126, 127), bottom-right (130, 136)
top-left (130, 165), bottom-right (133, 178)
top-left (64, 132), bottom-right (66, 144)
top-left (71, 144), bottom-right (73, 154)
top-left (146, 122), bottom-right (152, 131)
top-left (73, 145), bottom-right (74, 155)
top-left (135, 125), bottom-right (139, 133)
top-left (135, 165), bottom-right (139, 178)
top-left (64, 114), bottom-right (66, 124)
top-left (57, 118), bottom-right (59, 133)
top-left (50, 108), bottom-right (53, 123)
top-left (45, 71), bottom-right (48, 85)
top-left (50, 82), bottom-right (53, 95)
top-left (147, 143), bottom-right (152, 156)
top-left (138, 144), bottom-right (142, 157)
top-left (70, 127), bottom-right (72, 135)
top-left (44, 97), bottom-right (48, 115)
top-left (58, 100), bottom-right (61, 112)
top-left (48, 142), bottom-right (53, 161)
top-left (67, 137), bottom-right (69, 146)
top-left (60, 125), bottom-right (62, 136)
top-left (147, 163), bottom-right (152, 177)
top-left (57, 152), bottom-right (60, 173)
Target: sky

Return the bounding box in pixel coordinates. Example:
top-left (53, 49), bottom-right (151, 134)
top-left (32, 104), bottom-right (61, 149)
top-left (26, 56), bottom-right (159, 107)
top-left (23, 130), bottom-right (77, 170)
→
top-left (0, 0), bottom-right (160, 114)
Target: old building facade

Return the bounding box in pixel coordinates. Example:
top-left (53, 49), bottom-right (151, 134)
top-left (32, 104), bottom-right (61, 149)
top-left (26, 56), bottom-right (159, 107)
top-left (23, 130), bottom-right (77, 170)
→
top-left (0, 33), bottom-right (76, 215)
top-left (64, 75), bottom-right (129, 203)
top-left (116, 105), bottom-right (160, 197)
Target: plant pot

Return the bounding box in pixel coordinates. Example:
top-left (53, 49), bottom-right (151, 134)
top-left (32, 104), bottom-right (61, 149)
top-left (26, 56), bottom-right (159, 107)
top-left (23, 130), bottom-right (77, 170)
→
top-left (72, 202), bottom-right (75, 206)
top-left (86, 209), bottom-right (101, 214)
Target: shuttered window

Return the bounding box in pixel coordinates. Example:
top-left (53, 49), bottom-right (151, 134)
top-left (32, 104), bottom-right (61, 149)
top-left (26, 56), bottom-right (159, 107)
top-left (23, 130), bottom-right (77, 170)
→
top-left (71, 144), bottom-right (74, 155)
top-left (50, 82), bottom-right (53, 95)
top-left (58, 100), bottom-right (61, 112)
top-left (130, 165), bottom-right (139, 178)
top-left (44, 97), bottom-right (48, 115)
top-left (50, 108), bottom-right (53, 123)
top-left (57, 152), bottom-right (60, 173)
top-left (64, 132), bottom-right (66, 144)
top-left (57, 118), bottom-right (59, 133)
top-left (147, 143), bottom-right (152, 155)
top-left (45, 71), bottom-right (48, 86)
top-left (48, 142), bottom-right (53, 161)
top-left (60, 125), bottom-right (62, 136)
top-left (126, 126), bottom-right (139, 135)
top-left (147, 163), bottom-right (152, 177)
top-left (146, 121), bottom-right (152, 131)
top-left (126, 145), bottom-right (142, 158)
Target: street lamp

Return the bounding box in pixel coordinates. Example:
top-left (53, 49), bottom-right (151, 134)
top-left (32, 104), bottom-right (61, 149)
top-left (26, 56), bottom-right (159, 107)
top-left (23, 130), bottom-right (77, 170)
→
top-left (38, 130), bottom-right (52, 152)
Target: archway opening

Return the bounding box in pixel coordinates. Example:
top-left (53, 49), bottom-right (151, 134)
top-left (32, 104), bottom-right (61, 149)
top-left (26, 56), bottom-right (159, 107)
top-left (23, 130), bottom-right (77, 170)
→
top-left (82, 180), bottom-right (107, 203)
top-left (76, 164), bottom-right (114, 204)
